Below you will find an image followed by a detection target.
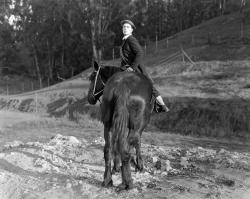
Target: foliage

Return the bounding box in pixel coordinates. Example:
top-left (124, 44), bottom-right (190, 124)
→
top-left (0, 0), bottom-right (246, 86)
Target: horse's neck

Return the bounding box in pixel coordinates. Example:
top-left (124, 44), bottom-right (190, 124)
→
top-left (102, 66), bottom-right (121, 81)
top-left (110, 67), bottom-right (121, 76)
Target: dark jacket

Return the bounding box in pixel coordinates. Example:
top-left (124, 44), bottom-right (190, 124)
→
top-left (120, 35), bottom-right (160, 97)
top-left (120, 35), bottom-right (146, 73)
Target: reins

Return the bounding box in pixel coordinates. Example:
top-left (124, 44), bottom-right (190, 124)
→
top-left (92, 67), bottom-right (105, 103)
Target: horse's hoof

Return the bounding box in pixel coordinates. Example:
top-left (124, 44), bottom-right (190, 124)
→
top-left (130, 157), bottom-right (137, 168)
top-left (136, 161), bottom-right (144, 172)
top-left (112, 166), bottom-right (121, 174)
top-left (135, 166), bottom-right (144, 173)
top-left (116, 182), bottom-right (133, 192)
top-left (102, 179), bottom-right (113, 188)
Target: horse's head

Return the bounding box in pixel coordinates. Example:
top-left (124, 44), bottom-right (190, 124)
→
top-left (87, 61), bottom-right (105, 105)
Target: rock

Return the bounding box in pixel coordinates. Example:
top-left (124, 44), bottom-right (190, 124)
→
top-left (52, 177), bottom-right (57, 182)
top-left (165, 160), bottom-right (172, 171)
top-left (180, 157), bottom-right (189, 168)
top-left (92, 137), bottom-right (105, 146)
top-left (68, 136), bottom-right (81, 145)
top-left (147, 182), bottom-right (157, 189)
top-left (226, 158), bottom-right (235, 166)
top-left (219, 148), bottom-right (226, 154)
top-left (53, 167), bottom-right (60, 173)
top-left (48, 134), bottom-right (81, 146)
top-left (161, 172), bottom-right (168, 176)
top-left (155, 160), bottom-right (161, 170)
top-left (23, 189), bottom-right (29, 194)
top-left (152, 156), bottom-right (158, 163)
top-left (154, 159), bottom-right (172, 171)
top-left (66, 182), bottom-right (72, 189)
top-left (186, 151), bottom-right (191, 157)
top-left (4, 141), bottom-right (24, 149)
top-left (155, 170), bottom-right (161, 174)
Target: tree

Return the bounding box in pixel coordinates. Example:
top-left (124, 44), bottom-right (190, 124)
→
top-left (12, 0), bottom-right (92, 84)
top-left (77, 0), bottom-right (136, 63)
top-left (0, 0), bottom-right (244, 87)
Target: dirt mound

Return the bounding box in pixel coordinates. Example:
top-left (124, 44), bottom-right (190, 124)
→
top-left (1, 133), bottom-right (250, 198)
top-left (0, 134), bottom-right (159, 198)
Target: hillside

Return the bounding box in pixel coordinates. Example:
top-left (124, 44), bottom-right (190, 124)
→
top-left (142, 11), bottom-right (250, 66)
top-left (2, 11), bottom-right (250, 96)
top-left (0, 11), bottom-right (250, 138)
top-left (1, 11), bottom-right (250, 199)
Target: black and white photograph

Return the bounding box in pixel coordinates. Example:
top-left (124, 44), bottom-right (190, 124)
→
top-left (0, 0), bottom-right (250, 198)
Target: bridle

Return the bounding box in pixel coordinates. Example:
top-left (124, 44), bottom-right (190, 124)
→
top-left (91, 67), bottom-right (105, 103)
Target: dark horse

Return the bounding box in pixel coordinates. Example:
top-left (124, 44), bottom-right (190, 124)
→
top-left (88, 62), bottom-right (153, 191)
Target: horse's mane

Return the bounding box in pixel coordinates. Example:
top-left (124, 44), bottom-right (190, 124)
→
top-left (100, 66), bottom-right (121, 81)
top-left (89, 65), bottom-right (121, 82)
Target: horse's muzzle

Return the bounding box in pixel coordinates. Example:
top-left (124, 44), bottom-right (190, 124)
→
top-left (88, 94), bottom-right (97, 105)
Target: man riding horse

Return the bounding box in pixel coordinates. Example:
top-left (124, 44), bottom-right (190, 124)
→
top-left (120, 19), bottom-right (169, 113)
top-left (87, 20), bottom-right (170, 191)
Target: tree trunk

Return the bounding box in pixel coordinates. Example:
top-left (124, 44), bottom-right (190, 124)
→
top-left (71, 67), bottom-right (74, 77)
top-left (88, 0), bottom-right (99, 63)
top-left (89, 18), bottom-right (98, 63)
top-left (47, 39), bottom-right (53, 80)
top-left (179, 0), bottom-right (184, 32)
top-left (240, 0), bottom-right (245, 12)
top-left (219, 0), bottom-right (225, 15)
top-left (97, 49), bottom-right (102, 60)
top-left (33, 45), bottom-right (42, 89)
top-left (60, 24), bottom-right (65, 71)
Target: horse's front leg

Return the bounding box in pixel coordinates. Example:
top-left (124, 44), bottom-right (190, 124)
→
top-left (112, 153), bottom-right (121, 174)
top-left (102, 125), bottom-right (113, 187)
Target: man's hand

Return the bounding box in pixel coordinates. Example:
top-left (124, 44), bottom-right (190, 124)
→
top-left (126, 67), bottom-right (134, 72)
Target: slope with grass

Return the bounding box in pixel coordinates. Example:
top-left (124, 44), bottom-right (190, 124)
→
top-left (1, 11), bottom-right (250, 138)
top-left (143, 10), bottom-right (250, 66)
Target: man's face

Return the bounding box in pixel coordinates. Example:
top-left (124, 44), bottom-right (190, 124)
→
top-left (122, 23), bottom-right (133, 36)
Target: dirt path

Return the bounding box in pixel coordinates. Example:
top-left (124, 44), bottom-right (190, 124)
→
top-left (0, 110), bottom-right (250, 199)
top-left (0, 110), bottom-right (40, 129)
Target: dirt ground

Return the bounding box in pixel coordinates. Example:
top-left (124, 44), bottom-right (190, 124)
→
top-left (1, 110), bottom-right (250, 199)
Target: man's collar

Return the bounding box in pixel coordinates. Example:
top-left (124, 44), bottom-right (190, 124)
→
top-left (122, 34), bottom-right (132, 40)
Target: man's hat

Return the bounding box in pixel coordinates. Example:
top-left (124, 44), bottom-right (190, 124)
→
top-left (121, 20), bottom-right (136, 29)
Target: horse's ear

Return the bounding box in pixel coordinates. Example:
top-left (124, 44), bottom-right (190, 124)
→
top-left (94, 61), bottom-right (100, 71)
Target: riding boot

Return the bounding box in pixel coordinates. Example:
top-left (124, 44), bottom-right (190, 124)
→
top-left (156, 96), bottom-right (169, 113)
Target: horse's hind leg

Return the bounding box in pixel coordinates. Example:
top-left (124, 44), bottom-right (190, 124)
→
top-left (128, 129), bottom-right (144, 172)
top-left (102, 125), bottom-right (113, 187)
top-left (135, 131), bottom-right (144, 172)
top-left (117, 144), bottom-right (133, 191)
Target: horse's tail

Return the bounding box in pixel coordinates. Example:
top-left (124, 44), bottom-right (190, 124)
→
top-left (111, 92), bottom-right (129, 156)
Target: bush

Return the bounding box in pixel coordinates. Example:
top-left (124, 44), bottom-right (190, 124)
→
top-left (150, 97), bottom-right (250, 139)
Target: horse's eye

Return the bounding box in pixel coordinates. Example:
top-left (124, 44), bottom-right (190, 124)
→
top-left (88, 71), bottom-right (97, 81)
